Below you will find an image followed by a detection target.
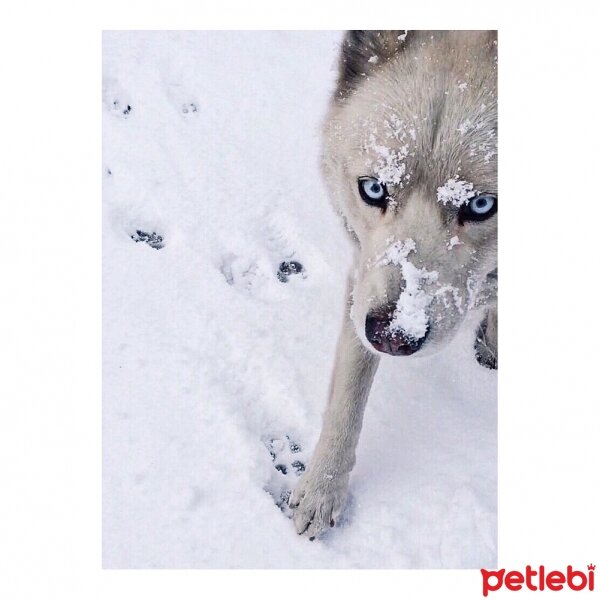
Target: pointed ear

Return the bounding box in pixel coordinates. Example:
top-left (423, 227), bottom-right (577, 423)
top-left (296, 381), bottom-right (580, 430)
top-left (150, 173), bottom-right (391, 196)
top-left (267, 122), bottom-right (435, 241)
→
top-left (338, 30), bottom-right (408, 94)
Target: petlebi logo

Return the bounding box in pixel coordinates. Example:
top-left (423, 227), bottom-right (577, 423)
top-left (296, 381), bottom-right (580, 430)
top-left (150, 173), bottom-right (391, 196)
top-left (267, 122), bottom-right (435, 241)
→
top-left (481, 564), bottom-right (595, 596)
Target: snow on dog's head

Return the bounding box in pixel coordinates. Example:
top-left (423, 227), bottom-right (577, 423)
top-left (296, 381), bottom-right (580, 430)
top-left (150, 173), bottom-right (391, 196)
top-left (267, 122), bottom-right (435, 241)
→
top-left (436, 178), bottom-right (477, 207)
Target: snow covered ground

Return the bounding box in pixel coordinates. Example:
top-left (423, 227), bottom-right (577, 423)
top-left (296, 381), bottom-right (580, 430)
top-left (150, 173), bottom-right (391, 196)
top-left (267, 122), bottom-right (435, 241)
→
top-left (103, 30), bottom-right (497, 569)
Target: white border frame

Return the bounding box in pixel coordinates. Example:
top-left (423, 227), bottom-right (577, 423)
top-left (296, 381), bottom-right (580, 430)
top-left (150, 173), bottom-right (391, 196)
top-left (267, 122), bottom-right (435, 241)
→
top-left (1, 1), bottom-right (599, 598)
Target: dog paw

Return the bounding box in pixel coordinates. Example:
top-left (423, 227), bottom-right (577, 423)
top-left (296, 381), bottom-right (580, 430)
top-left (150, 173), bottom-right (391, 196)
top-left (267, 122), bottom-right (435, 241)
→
top-left (289, 471), bottom-right (349, 540)
top-left (474, 316), bottom-right (497, 369)
top-left (475, 346), bottom-right (497, 370)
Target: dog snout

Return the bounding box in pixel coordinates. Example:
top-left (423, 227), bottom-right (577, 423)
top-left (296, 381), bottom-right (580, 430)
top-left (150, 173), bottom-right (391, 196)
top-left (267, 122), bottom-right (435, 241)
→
top-left (365, 305), bottom-right (428, 356)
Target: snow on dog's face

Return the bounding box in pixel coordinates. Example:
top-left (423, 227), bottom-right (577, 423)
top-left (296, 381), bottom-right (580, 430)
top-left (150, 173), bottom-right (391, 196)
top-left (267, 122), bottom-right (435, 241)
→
top-left (322, 31), bottom-right (497, 356)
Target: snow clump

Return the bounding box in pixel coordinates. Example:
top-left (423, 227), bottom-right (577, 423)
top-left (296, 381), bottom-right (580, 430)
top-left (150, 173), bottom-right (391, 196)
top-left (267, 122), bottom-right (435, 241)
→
top-left (378, 239), bottom-right (438, 341)
top-left (437, 178), bottom-right (477, 207)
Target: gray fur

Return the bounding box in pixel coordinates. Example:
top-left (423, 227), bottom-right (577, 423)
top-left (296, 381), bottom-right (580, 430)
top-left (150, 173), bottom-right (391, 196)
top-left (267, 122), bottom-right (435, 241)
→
top-left (337, 30), bottom-right (409, 96)
top-left (291, 30), bottom-right (498, 538)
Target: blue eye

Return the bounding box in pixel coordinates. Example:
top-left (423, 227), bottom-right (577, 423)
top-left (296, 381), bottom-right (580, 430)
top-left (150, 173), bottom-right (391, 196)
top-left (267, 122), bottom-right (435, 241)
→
top-left (459, 193), bottom-right (497, 223)
top-left (358, 177), bottom-right (388, 206)
top-left (471, 195), bottom-right (495, 214)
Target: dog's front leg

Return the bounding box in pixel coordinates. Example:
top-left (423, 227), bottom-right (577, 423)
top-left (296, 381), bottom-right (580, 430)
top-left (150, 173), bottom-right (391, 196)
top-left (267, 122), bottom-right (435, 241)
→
top-left (290, 298), bottom-right (379, 539)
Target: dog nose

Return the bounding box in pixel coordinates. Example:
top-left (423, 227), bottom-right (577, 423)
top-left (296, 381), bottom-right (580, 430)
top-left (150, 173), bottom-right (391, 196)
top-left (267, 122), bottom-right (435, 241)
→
top-left (365, 308), bottom-right (427, 356)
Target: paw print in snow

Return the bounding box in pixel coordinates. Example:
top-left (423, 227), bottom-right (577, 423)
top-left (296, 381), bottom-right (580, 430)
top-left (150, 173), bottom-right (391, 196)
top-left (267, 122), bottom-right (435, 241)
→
top-left (130, 229), bottom-right (164, 250)
top-left (263, 435), bottom-right (307, 516)
top-left (277, 261), bottom-right (305, 283)
top-left (110, 99), bottom-right (132, 118)
top-left (181, 102), bottom-right (199, 116)
top-left (219, 254), bottom-right (265, 293)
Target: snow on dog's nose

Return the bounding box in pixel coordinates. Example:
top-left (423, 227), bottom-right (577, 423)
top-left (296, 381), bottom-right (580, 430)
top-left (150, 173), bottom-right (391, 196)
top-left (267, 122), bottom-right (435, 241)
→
top-left (362, 238), bottom-right (436, 355)
top-left (365, 305), bottom-right (428, 356)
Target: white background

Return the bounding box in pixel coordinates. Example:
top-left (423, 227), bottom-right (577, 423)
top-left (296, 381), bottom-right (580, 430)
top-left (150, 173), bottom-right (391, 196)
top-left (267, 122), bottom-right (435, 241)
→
top-left (1, 0), bottom-right (599, 597)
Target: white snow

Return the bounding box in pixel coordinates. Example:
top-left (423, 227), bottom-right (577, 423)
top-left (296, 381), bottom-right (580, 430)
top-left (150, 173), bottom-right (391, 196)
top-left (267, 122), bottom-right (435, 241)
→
top-left (103, 31), bottom-right (497, 569)
top-left (366, 133), bottom-right (410, 187)
top-left (437, 177), bottom-right (477, 207)
top-left (457, 119), bottom-right (473, 135)
top-left (448, 235), bottom-right (462, 250)
top-left (378, 239), bottom-right (439, 341)
top-left (470, 129), bottom-right (497, 164)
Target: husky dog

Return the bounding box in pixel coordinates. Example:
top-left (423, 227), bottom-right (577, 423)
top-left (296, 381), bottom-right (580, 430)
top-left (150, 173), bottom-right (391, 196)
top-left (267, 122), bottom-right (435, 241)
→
top-left (290, 31), bottom-right (497, 539)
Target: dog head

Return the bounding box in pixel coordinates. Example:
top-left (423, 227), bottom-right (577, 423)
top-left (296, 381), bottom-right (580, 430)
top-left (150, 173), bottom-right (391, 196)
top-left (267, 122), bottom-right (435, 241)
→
top-left (323, 31), bottom-right (497, 356)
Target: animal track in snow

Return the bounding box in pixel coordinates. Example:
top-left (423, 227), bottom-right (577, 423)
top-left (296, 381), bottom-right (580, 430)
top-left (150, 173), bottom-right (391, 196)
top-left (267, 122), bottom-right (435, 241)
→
top-left (263, 435), bottom-right (307, 516)
top-left (219, 254), bottom-right (261, 290)
top-left (110, 99), bottom-right (132, 118)
top-left (103, 77), bottom-right (134, 119)
top-left (277, 261), bottom-right (305, 283)
top-left (181, 102), bottom-right (199, 115)
top-left (130, 229), bottom-right (164, 250)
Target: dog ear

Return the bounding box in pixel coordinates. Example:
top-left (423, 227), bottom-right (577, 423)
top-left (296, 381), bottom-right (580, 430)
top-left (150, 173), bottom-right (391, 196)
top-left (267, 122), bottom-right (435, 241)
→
top-left (338, 30), bottom-right (408, 95)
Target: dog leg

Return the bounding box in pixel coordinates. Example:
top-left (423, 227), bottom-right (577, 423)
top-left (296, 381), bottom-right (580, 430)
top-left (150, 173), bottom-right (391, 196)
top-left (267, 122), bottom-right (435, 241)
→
top-left (475, 306), bottom-right (497, 369)
top-left (290, 297), bottom-right (379, 539)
